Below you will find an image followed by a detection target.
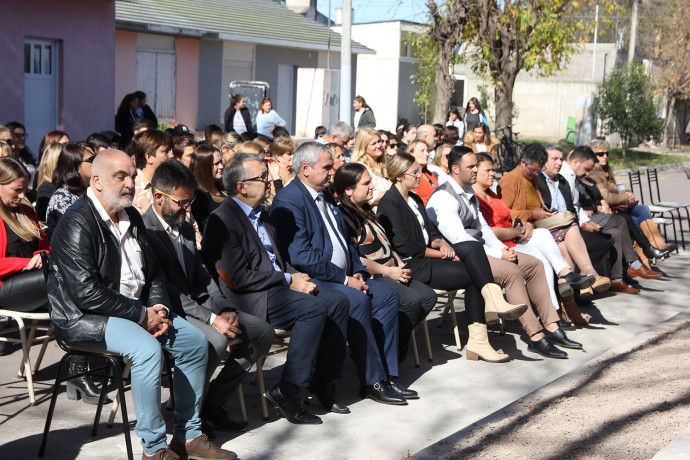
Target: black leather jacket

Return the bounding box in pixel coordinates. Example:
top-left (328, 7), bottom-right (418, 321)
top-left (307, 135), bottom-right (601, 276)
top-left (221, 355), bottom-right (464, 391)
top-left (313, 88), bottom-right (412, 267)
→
top-left (47, 195), bottom-right (170, 344)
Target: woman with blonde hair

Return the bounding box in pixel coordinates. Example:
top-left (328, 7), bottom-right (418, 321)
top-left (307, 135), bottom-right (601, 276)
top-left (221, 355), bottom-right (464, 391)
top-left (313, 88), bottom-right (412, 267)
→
top-left (236, 141), bottom-right (264, 155)
top-left (34, 142), bottom-right (65, 221)
top-left (377, 153), bottom-right (527, 362)
top-left (429, 143), bottom-right (452, 184)
top-left (351, 128), bottom-right (390, 205)
top-left (218, 132), bottom-right (243, 165)
top-left (0, 157), bottom-right (50, 313)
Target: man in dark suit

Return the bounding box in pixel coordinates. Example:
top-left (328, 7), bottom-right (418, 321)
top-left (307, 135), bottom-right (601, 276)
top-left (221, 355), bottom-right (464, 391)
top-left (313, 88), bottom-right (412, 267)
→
top-left (270, 142), bottom-right (412, 405)
top-left (201, 153), bottom-right (350, 424)
top-left (142, 160), bottom-right (274, 432)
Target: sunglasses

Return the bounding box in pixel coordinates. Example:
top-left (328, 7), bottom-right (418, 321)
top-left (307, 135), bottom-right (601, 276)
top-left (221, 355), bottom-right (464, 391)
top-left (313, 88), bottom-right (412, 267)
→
top-left (596, 151), bottom-right (608, 157)
top-left (82, 155), bottom-right (96, 164)
top-left (155, 189), bottom-right (196, 208)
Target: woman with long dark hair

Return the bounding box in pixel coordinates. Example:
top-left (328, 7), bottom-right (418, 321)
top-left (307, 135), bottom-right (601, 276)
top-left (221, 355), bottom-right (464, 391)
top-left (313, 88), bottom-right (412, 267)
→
top-left (192, 144), bottom-right (225, 232)
top-left (463, 97), bottom-right (489, 131)
top-left (46, 142), bottom-right (96, 234)
top-left (114, 93), bottom-right (139, 148)
top-left (333, 163), bottom-right (437, 364)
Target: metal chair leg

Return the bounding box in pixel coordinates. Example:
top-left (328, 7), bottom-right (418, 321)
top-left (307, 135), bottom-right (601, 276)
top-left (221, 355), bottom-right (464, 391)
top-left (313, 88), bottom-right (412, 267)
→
top-left (410, 329), bottom-right (420, 368)
top-left (38, 353), bottom-right (71, 457)
top-left (421, 317), bottom-right (433, 362)
top-left (255, 356), bottom-right (269, 421)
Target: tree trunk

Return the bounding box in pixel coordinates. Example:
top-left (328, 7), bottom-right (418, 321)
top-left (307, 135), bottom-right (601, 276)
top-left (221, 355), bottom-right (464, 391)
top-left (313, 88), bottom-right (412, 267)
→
top-left (668, 95), bottom-right (677, 148)
top-left (494, 80), bottom-right (514, 138)
top-left (662, 93), bottom-right (672, 147)
top-left (433, 42), bottom-right (455, 124)
top-left (621, 142), bottom-right (627, 158)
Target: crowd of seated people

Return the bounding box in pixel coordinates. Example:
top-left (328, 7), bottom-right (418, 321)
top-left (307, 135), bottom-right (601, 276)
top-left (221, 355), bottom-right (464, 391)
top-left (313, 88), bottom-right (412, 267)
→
top-left (0, 99), bottom-right (681, 459)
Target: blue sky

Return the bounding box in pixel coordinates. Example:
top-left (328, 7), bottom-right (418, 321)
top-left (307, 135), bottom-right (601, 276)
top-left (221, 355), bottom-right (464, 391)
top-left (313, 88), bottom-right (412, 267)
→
top-left (316, 0), bottom-right (429, 24)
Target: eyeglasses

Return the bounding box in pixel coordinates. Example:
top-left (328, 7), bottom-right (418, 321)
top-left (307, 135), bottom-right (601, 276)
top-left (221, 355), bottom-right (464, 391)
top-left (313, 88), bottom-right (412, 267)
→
top-left (155, 189), bottom-right (196, 208)
top-left (596, 151), bottom-right (608, 157)
top-left (388, 142), bottom-right (399, 148)
top-left (241, 170), bottom-right (270, 183)
top-left (12, 131), bottom-right (27, 138)
top-left (527, 166), bottom-right (543, 174)
top-left (403, 169), bottom-right (422, 178)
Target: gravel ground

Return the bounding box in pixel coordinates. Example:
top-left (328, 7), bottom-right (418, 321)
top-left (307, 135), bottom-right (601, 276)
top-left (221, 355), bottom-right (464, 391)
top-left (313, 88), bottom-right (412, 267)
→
top-left (443, 321), bottom-right (690, 460)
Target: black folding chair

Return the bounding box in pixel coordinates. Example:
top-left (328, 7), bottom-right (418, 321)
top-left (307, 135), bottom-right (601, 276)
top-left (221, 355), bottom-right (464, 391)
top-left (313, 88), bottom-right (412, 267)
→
top-left (646, 168), bottom-right (688, 249)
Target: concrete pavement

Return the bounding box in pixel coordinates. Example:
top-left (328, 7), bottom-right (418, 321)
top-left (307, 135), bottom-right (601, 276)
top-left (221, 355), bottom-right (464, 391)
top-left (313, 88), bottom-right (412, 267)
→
top-left (0, 168), bottom-right (688, 460)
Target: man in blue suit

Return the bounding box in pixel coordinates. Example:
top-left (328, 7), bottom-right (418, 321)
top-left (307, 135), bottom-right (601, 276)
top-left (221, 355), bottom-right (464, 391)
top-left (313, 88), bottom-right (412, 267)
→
top-left (271, 141), bottom-right (414, 405)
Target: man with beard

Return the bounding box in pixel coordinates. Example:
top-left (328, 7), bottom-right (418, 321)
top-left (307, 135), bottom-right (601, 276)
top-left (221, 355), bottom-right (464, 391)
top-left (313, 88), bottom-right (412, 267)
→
top-left (142, 160), bottom-right (274, 434)
top-left (47, 150), bottom-right (236, 460)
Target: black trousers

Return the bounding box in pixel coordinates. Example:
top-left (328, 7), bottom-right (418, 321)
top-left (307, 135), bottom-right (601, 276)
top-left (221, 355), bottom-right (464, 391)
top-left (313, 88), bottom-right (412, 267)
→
top-left (0, 269), bottom-right (47, 312)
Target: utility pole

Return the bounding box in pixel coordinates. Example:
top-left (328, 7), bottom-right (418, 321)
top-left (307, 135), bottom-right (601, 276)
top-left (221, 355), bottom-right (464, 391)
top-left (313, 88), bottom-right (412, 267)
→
top-left (339, 0), bottom-right (352, 124)
top-left (628, 0), bottom-right (638, 63)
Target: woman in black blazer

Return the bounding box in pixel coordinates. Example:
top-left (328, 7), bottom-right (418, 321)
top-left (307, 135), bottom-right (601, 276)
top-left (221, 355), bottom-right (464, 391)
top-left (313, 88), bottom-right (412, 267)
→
top-left (377, 153), bottom-right (526, 363)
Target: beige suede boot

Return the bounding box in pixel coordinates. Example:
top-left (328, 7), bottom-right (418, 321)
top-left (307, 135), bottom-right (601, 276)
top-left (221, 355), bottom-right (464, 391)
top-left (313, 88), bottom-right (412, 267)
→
top-left (465, 323), bottom-right (509, 363)
top-left (480, 283), bottom-right (528, 321)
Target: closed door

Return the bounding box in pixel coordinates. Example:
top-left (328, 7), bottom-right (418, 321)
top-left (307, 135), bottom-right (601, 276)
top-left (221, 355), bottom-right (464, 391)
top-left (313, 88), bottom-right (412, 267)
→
top-left (24, 39), bottom-right (58, 157)
top-left (277, 64), bottom-right (295, 133)
top-left (137, 50), bottom-right (176, 121)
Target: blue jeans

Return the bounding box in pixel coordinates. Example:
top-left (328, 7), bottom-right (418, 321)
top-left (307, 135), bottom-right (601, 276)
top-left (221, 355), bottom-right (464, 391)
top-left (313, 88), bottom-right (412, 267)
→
top-left (91, 314), bottom-right (207, 455)
top-left (630, 204), bottom-right (653, 229)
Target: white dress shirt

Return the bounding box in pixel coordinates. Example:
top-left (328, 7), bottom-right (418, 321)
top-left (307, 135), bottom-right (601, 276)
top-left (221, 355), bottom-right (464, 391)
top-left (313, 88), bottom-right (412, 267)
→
top-left (558, 161), bottom-right (590, 225)
top-left (87, 187), bottom-right (148, 322)
top-left (426, 179), bottom-right (506, 259)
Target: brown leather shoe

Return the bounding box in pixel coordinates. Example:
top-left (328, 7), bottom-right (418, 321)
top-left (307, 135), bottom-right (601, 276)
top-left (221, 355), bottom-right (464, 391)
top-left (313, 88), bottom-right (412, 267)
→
top-left (609, 280), bottom-right (640, 294)
top-left (627, 265), bottom-right (662, 280)
top-left (142, 448), bottom-right (180, 460)
top-left (169, 434), bottom-right (237, 460)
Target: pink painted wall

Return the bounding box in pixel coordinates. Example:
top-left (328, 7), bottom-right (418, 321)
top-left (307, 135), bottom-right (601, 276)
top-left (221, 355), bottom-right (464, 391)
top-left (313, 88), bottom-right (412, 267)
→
top-left (175, 38), bottom-right (200, 129)
top-left (114, 30), bottom-right (138, 109)
top-left (0, 0), bottom-right (115, 141)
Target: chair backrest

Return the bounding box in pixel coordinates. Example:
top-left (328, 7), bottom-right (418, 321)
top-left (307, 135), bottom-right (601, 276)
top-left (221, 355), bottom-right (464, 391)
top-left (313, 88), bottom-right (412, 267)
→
top-left (646, 168), bottom-right (662, 203)
top-left (628, 170), bottom-right (646, 204)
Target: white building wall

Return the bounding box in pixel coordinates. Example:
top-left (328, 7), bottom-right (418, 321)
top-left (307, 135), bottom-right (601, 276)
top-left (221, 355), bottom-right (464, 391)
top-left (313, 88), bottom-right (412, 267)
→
top-left (464, 43), bottom-right (620, 141)
top-left (348, 22), bottom-right (405, 131)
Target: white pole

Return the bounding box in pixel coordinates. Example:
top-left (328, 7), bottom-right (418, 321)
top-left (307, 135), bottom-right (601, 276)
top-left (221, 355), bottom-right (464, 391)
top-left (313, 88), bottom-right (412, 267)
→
top-left (591, 4), bottom-right (599, 90)
top-left (339, 0), bottom-right (352, 124)
top-left (628, 0), bottom-right (638, 63)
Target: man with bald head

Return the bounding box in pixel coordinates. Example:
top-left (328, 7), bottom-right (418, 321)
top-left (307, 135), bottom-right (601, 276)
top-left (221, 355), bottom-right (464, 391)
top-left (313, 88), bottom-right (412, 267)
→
top-left (48, 150), bottom-right (235, 459)
top-left (416, 124), bottom-right (437, 160)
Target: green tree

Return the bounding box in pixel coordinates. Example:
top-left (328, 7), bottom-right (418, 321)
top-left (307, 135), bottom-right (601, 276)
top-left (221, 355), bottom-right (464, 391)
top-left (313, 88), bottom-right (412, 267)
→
top-left (461, 0), bottom-right (618, 133)
top-left (407, 32), bottom-right (437, 123)
top-left (592, 62), bottom-right (664, 156)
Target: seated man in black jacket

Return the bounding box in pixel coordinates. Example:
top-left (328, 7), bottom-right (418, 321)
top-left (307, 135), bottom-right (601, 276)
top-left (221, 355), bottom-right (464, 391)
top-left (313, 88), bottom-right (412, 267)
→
top-left (47, 149), bottom-right (235, 460)
top-left (142, 160), bottom-right (274, 432)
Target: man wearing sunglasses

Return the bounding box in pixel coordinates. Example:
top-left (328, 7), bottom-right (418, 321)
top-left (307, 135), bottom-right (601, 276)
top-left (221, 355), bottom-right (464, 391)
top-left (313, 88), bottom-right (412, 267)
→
top-left (143, 160), bottom-right (274, 435)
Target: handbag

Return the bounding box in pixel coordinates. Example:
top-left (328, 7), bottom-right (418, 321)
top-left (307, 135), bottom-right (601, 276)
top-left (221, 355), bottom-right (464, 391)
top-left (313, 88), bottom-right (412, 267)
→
top-left (533, 210), bottom-right (577, 231)
top-left (0, 268), bottom-right (48, 312)
top-left (611, 200), bottom-right (638, 213)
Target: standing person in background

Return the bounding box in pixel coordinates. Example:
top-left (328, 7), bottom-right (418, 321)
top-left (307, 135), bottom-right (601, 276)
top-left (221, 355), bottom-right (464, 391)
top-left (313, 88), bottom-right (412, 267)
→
top-left (114, 93), bottom-right (140, 149)
top-left (463, 97), bottom-right (489, 131)
top-left (224, 94), bottom-right (255, 139)
top-left (353, 96), bottom-right (376, 129)
top-left (256, 98), bottom-right (286, 140)
top-left (446, 108), bottom-right (465, 141)
top-left (6, 122), bottom-right (37, 187)
top-left (133, 91), bottom-right (158, 128)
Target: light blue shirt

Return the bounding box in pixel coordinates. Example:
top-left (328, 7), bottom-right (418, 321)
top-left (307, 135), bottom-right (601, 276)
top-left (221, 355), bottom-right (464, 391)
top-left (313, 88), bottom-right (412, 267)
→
top-left (256, 110), bottom-right (286, 139)
top-left (541, 171), bottom-right (568, 212)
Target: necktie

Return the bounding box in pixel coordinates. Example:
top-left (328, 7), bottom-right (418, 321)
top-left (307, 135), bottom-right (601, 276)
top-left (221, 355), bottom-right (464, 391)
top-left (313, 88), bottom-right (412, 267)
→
top-left (316, 193), bottom-right (351, 273)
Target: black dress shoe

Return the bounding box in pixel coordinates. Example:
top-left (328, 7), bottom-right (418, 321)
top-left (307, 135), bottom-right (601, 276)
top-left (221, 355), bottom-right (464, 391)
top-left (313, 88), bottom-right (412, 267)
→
top-left (203, 406), bottom-right (249, 432)
top-left (527, 337), bottom-right (568, 359)
top-left (361, 381), bottom-right (407, 405)
top-left (544, 328), bottom-right (583, 349)
top-left (389, 380), bottom-right (419, 399)
top-left (560, 272), bottom-right (596, 289)
top-left (558, 316), bottom-right (576, 331)
top-left (308, 379), bottom-right (350, 414)
top-left (645, 246), bottom-right (670, 260)
top-left (265, 385), bottom-right (322, 424)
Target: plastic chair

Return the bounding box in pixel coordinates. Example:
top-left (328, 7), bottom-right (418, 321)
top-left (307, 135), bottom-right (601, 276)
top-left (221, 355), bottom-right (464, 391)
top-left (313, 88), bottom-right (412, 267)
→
top-left (0, 308), bottom-right (52, 405)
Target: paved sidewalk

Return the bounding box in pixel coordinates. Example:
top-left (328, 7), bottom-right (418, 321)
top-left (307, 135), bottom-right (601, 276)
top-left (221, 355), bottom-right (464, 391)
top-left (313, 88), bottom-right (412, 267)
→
top-left (0, 169), bottom-right (688, 459)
